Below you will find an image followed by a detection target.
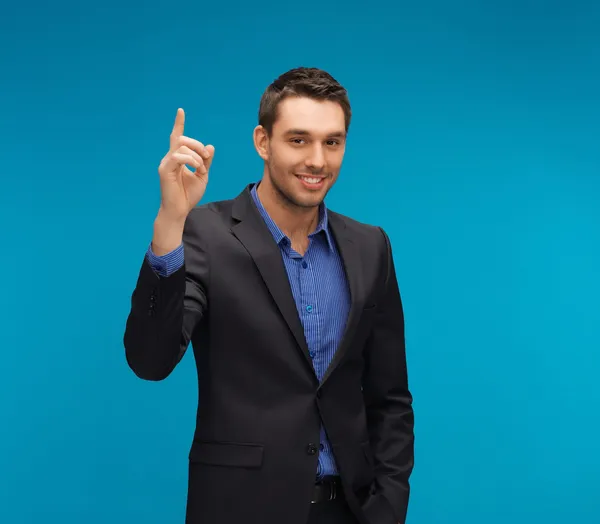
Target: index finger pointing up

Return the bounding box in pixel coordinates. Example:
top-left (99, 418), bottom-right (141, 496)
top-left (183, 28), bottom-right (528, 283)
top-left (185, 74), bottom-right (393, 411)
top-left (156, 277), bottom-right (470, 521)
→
top-left (170, 108), bottom-right (185, 149)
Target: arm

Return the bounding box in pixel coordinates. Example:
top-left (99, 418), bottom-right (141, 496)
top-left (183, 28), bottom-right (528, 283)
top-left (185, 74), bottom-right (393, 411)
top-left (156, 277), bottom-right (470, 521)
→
top-left (123, 213), bottom-right (209, 381)
top-left (123, 106), bottom-right (215, 381)
top-left (362, 227), bottom-right (415, 524)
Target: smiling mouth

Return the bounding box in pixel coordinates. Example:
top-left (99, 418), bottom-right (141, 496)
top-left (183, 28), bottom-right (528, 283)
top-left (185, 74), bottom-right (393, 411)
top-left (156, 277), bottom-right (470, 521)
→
top-left (296, 175), bottom-right (326, 186)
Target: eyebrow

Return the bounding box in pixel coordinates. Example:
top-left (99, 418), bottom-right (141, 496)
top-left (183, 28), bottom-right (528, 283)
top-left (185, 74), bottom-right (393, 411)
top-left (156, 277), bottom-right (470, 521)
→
top-left (284, 128), bottom-right (346, 138)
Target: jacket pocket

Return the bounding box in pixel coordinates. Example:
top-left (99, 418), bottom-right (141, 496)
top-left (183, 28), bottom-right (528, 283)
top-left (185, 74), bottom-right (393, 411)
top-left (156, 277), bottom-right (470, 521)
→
top-left (189, 440), bottom-right (264, 469)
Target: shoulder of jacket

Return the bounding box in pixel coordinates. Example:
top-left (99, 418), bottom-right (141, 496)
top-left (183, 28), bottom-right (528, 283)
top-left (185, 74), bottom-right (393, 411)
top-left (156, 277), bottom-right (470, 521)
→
top-left (328, 210), bottom-right (393, 263)
top-left (187, 198), bottom-right (234, 222)
top-left (329, 209), bottom-right (385, 237)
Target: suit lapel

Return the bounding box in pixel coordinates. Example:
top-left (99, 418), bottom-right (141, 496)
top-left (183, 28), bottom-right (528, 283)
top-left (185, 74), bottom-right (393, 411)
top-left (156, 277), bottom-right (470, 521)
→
top-left (229, 187), bottom-right (365, 384)
top-left (230, 187), bottom-right (314, 372)
top-left (320, 212), bottom-right (364, 385)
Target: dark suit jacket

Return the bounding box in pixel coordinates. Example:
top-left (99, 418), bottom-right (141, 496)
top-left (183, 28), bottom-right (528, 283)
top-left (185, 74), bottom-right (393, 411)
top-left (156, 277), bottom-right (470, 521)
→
top-left (124, 185), bottom-right (414, 524)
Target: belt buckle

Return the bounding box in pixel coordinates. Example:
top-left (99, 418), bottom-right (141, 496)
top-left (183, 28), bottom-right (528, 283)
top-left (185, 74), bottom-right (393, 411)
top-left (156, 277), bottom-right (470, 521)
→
top-left (310, 478), bottom-right (337, 504)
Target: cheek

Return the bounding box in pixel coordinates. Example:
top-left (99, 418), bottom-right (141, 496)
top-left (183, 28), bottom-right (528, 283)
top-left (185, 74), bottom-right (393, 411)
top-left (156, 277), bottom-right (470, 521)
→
top-left (270, 146), bottom-right (292, 165)
top-left (274, 153), bottom-right (304, 173)
top-left (328, 154), bottom-right (344, 172)
top-left (269, 156), bottom-right (298, 181)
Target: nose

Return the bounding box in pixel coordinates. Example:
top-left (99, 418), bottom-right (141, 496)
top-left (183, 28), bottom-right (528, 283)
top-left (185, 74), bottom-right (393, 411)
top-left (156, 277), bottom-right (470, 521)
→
top-left (305, 144), bottom-right (325, 172)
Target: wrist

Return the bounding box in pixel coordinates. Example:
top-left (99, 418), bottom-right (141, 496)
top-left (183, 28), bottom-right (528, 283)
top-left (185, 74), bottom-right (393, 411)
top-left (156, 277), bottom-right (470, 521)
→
top-left (152, 210), bottom-right (186, 256)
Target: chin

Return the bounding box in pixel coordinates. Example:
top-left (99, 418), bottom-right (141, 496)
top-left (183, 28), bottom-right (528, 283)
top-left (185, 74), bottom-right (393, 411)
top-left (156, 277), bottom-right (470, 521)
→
top-left (295, 197), bottom-right (323, 209)
top-left (295, 189), bottom-right (329, 207)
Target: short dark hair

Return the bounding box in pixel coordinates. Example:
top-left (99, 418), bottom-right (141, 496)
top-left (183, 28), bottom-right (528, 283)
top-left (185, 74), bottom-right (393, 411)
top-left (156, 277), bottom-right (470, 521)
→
top-left (258, 67), bottom-right (351, 136)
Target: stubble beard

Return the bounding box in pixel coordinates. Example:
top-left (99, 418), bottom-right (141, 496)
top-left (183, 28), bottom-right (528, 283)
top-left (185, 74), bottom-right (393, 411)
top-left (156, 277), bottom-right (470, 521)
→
top-left (267, 158), bottom-right (324, 212)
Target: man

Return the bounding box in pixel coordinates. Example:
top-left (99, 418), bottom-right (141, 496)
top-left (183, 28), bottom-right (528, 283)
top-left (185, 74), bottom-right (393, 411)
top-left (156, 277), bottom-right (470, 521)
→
top-left (124, 67), bottom-right (414, 524)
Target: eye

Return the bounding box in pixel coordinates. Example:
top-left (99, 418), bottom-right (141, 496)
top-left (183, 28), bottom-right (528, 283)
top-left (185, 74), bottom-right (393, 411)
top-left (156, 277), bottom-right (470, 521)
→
top-left (290, 138), bottom-right (306, 145)
top-left (326, 139), bottom-right (341, 146)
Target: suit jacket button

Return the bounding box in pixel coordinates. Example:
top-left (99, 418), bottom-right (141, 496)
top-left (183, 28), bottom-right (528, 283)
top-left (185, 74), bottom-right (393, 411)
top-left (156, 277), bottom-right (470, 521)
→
top-left (307, 444), bottom-right (318, 455)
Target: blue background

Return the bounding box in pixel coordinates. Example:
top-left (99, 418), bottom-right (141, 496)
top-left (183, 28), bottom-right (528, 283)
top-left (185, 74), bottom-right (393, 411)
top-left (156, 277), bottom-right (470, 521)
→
top-left (1, 1), bottom-right (599, 522)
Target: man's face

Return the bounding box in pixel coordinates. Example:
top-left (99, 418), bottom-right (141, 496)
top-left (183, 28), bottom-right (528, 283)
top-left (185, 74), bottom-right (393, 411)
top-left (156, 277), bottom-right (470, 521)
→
top-left (258, 96), bottom-right (347, 210)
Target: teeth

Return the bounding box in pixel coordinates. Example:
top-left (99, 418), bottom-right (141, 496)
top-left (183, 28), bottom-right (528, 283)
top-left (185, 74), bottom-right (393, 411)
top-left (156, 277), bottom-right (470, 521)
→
top-left (300, 176), bottom-right (322, 184)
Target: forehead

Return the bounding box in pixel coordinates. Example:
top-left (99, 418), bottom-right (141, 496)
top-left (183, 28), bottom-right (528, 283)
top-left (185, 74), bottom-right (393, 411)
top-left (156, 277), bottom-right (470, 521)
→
top-left (273, 96), bottom-right (345, 135)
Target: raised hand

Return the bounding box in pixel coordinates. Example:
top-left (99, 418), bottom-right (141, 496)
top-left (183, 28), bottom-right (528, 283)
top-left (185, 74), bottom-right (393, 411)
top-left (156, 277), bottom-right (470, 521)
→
top-left (157, 108), bottom-right (215, 223)
top-left (152, 109), bottom-right (215, 255)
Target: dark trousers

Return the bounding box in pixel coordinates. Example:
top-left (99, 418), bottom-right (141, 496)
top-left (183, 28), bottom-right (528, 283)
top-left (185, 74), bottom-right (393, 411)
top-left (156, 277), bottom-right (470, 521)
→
top-left (306, 498), bottom-right (360, 524)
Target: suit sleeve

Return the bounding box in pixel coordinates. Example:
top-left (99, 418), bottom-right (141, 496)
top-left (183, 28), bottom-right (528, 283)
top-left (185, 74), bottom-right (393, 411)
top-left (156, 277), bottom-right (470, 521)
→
top-left (361, 227), bottom-right (415, 524)
top-left (123, 215), bottom-right (208, 381)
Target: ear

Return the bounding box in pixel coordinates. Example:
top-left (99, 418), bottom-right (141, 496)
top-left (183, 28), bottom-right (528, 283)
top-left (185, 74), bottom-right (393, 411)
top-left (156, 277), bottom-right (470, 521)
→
top-left (253, 125), bottom-right (269, 161)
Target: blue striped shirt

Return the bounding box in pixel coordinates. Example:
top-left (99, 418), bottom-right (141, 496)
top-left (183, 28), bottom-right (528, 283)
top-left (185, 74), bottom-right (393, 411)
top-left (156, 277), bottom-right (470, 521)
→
top-left (146, 183), bottom-right (351, 477)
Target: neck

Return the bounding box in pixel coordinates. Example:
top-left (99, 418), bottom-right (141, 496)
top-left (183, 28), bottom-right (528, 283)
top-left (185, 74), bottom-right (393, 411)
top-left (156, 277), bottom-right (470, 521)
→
top-left (256, 179), bottom-right (321, 241)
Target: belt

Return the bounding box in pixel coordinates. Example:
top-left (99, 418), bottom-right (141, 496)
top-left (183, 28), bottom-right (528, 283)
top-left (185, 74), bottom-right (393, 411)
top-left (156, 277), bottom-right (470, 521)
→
top-left (311, 476), bottom-right (344, 504)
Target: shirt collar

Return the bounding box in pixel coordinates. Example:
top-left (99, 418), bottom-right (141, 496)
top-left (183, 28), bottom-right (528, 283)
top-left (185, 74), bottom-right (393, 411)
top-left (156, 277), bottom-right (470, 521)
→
top-left (250, 182), bottom-right (334, 252)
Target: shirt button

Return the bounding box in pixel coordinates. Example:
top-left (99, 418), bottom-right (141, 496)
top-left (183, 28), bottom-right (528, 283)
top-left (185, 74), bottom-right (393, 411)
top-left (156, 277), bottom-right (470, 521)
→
top-left (301, 260), bottom-right (308, 269)
top-left (320, 444), bottom-right (325, 451)
top-left (306, 305), bottom-right (313, 313)
top-left (309, 351), bottom-right (316, 358)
